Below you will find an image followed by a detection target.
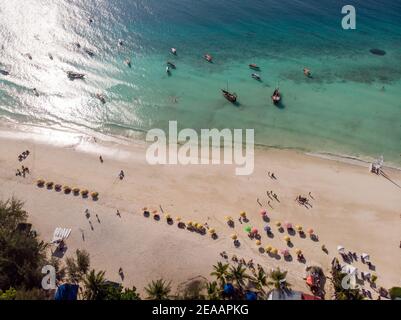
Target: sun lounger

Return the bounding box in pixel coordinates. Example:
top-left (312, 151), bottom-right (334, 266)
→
top-left (51, 227), bottom-right (71, 243)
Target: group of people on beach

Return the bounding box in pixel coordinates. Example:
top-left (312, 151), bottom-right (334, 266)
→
top-left (18, 150), bottom-right (30, 162)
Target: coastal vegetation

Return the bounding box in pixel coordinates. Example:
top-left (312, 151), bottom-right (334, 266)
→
top-left (0, 198), bottom-right (395, 300)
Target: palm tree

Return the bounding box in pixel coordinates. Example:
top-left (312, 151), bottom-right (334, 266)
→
top-left (205, 281), bottom-right (221, 300)
top-left (83, 269), bottom-right (107, 300)
top-left (228, 265), bottom-right (249, 291)
top-left (268, 268), bottom-right (291, 291)
top-left (210, 262), bottom-right (230, 287)
top-left (66, 249), bottom-right (90, 283)
top-left (145, 279), bottom-right (171, 300)
top-left (251, 268), bottom-right (268, 295)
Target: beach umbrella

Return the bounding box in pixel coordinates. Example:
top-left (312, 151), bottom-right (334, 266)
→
top-left (307, 228), bottom-right (314, 234)
top-left (361, 253), bottom-right (370, 261)
top-left (256, 240), bottom-right (261, 246)
top-left (275, 221), bottom-right (281, 227)
top-left (260, 209), bottom-right (267, 216)
top-left (281, 249), bottom-right (290, 256)
top-left (176, 217), bottom-right (182, 222)
top-left (187, 221), bottom-right (193, 226)
top-left (224, 283), bottom-right (235, 295)
top-left (337, 245), bottom-right (345, 253)
top-left (251, 228), bottom-right (258, 234)
top-left (231, 234), bottom-right (238, 240)
top-left (245, 291), bottom-right (257, 301)
top-left (208, 228), bottom-right (216, 234)
top-left (265, 245), bottom-right (272, 252)
top-left (296, 225), bottom-right (302, 232)
top-left (240, 211), bottom-right (247, 217)
top-left (295, 249), bottom-right (302, 255)
top-left (165, 214), bottom-right (171, 220)
top-left (225, 216), bottom-right (233, 221)
top-left (264, 225), bottom-right (271, 232)
top-left (271, 248), bottom-right (278, 255)
top-left (284, 222), bottom-right (293, 229)
top-left (284, 236), bottom-right (291, 242)
top-left (244, 226), bottom-right (252, 233)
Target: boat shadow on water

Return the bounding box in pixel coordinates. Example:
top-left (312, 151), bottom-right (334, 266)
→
top-left (273, 99), bottom-right (285, 109)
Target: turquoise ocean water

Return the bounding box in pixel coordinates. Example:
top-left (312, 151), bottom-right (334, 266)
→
top-left (0, 0), bottom-right (401, 165)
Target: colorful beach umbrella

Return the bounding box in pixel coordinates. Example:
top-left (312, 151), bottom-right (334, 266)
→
top-left (275, 221), bottom-right (281, 227)
top-left (337, 245), bottom-right (345, 253)
top-left (260, 209), bottom-right (267, 216)
top-left (176, 217), bottom-right (182, 222)
top-left (256, 240), bottom-right (261, 246)
top-left (225, 216), bottom-right (233, 221)
top-left (165, 214), bottom-right (171, 219)
top-left (244, 226), bottom-right (252, 233)
top-left (281, 249), bottom-right (290, 256)
top-left (295, 249), bottom-right (302, 255)
top-left (296, 225), bottom-right (302, 232)
top-left (284, 236), bottom-right (291, 242)
top-left (307, 228), bottom-right (314, 234)
top-left (265, 245), bottom-right (272, 252)
top-left (271, 248), bottom-right (278, 255)
top-left (240, 211), bottom-right (247, 217)
top-left (251, 228), bottom-right (258, 234)
top-left (187, 221), bottom-right (193, 226)
top-left (208, 228), bottom-right (216, 234)
top-left (231, 234), bottom-right (238, 240)
top-left (306, 275), bottom-right (314, 286)
top-left (264, 225), bottom-right (271, 232)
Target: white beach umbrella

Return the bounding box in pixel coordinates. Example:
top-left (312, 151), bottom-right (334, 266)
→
top-left (337, 245), bottom-right (345, 253)
top-left (361, 253), bottom-right (370, 261)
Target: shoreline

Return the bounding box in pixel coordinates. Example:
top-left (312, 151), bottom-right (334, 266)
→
top-left (1, 119), bottom-right (400, 173)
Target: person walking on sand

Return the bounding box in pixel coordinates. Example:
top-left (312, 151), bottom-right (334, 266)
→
top-left (119, 170), bottom-right (125, 180)
top-left (116, 210), bottom-right (121, 217)
top-left (99, 155), bottom-right (103, 163)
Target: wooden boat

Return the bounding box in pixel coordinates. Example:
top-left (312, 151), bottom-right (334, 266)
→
top-left (166, 61), bottom-right (176, 69)
top-left (249, 63), bottom-right (260, 70)
top-left (271, 88), bottom-right (281, 104)
top-left (67, 71), bottom-right (85, 80)
top-left (204, 54), bottom-right (213, 62)
top-left (251, 73), bottom-right (261, 81)
top-left (221, 89), bottom-right (237, 103)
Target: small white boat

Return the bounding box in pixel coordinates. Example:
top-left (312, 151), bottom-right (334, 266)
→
top-left (166, 66), bottom-right (171, 74)
top-left (171, 48), bottom-right (177, 55)
top-left (252, 73), bottom-right (261, 81)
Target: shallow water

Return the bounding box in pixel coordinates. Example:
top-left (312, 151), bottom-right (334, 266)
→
top-left (0, 0), bottom-right (401, 165)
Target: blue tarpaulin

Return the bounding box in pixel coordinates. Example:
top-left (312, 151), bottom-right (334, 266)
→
top-left (54, 283), bottom-right (79, 300)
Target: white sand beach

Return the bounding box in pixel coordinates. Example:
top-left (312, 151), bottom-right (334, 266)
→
top-left (1, 123), bottom-right (400, 297)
